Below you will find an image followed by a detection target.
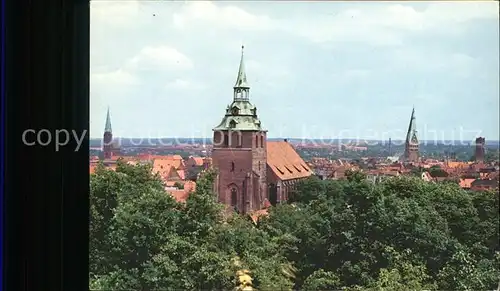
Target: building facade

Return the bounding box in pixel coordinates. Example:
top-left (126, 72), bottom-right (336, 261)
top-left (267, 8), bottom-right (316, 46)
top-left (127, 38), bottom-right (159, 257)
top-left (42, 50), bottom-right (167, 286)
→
top-left (212, 46), bottom-right (268, 214)
top-left (211, 47), bottom-right (312, 214)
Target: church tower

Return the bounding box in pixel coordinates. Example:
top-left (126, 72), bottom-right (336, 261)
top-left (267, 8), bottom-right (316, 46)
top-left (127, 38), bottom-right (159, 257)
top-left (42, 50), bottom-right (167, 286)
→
top-left (212, 46), bottom-right (267, 214)
top-left (404, 107), bottom-right (419, 163)
top-left (474, 137), bottom-right (485, 162)
top-left (103, 107), bottom-right (113, 160)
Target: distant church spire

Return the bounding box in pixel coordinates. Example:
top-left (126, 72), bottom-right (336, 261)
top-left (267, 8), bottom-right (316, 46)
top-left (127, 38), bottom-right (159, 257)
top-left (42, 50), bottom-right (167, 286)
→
top-left (104, 106), bottom-right (112, 133)
top-left (406, 107), bottom-right (417, 144)
top-left (404, 107), bottom-right (419, 162)
top-left (233, 45), bottom-right (250, 101)
top-left (103, 106), bottom-right (114, 160)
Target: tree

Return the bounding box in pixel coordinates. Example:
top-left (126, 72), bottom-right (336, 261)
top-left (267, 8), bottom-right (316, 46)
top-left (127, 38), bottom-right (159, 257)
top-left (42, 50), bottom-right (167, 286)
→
top-left (90, 163), bottom-right (499, 290)
top-left (368, 247), bottom-right (437, 290)
top-left (437, 245), bottom-right (499, 290)
top-left (484, 149), bottom-right (500, 163)
top-left (302, 269), bottom-right (340, 291)
top-left (345, 169), bottom-right (367, 182)
top-left (90, 164), bottom-right (294, 290)
top-left (428, 165), bottom-right (449, 177)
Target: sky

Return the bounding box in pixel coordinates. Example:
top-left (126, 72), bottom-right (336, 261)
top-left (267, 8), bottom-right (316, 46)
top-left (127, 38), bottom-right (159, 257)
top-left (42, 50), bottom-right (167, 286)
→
top-left (90, 1), bottom-right (499, 142)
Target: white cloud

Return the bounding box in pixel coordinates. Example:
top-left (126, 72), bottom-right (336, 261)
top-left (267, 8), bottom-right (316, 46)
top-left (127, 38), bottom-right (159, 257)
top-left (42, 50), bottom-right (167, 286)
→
top-left (92, 69), bottom-right (139, 85)
top-left (286, 2), bottom-right (498, 45)
top-left (126, 45), bottom-right (193, 71)
top-left (172, 1), bottom-right (274, 31)
top-left (90, 0), bottom-right (142, 27)
top-left (165, 78), bottom-right (208, 92)
top-left (423, 2), bottom-right (499, 25)
top-left (390, 49), bottom-right (478, 76)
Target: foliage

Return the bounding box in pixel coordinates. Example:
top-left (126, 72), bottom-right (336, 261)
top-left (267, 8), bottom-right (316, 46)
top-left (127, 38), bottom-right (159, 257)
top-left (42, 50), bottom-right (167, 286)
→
top-left (428, 165), bottom-right (449, 177)
top-left (90, 163), bottom-right (292, 290)
top-left (484, 149), bottom-right (500, 163)
top-left (90, 163), bottom-right (499, 290)
top-left (174, 181), bottom-right (184, 189)
top-left (301, 269), bottom-right (340, 291)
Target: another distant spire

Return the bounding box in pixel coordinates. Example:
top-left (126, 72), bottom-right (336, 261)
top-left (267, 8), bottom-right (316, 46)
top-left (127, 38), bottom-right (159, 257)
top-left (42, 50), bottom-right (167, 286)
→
top-left (234, 45), bottom-right (249, 89)
top-left (405, 107), bottom-right (418, 144)
top-left (105, 107), bottom-right (112, 133)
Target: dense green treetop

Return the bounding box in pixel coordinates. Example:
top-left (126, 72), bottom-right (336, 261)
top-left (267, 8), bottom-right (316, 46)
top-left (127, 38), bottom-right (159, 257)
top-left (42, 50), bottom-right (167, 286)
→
top-left (90, 162), bottom-right (499, 290)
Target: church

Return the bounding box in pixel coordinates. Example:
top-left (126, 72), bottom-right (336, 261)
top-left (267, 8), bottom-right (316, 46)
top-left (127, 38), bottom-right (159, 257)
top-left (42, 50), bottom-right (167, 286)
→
top-left (211, 47), bottom-right (312, 214)
top-left (404, 107), bottom-right (419, 163)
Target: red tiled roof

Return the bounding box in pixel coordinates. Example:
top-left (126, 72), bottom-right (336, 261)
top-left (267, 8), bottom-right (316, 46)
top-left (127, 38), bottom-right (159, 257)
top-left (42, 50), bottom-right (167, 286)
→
top-left (459, 178), bottom-right (475, 188)
top-left (267, 141), bottom-right (312, 181)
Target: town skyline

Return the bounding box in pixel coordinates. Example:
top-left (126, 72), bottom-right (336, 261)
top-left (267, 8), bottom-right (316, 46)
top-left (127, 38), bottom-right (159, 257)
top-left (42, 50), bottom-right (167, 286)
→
top-left (90, 1), bottom-right (499, 140)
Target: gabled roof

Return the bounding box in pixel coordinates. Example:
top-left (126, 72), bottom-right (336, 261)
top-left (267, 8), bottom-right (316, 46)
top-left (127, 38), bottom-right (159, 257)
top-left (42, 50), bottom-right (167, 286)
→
top-left (267, 141), bottom-right (312, 181)
top-left (152, 157), bottom-right (184, 171)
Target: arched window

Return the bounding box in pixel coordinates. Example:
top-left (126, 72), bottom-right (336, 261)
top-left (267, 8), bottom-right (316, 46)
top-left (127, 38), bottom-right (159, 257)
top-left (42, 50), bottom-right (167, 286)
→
top-left (224, 133), bottom-right (229, 147)
top-left (231, 161), bottom-right (235, 172)
top-left (269, 183), bottom-right (277, 206)
top-left (231, 188), bottom-right (237, 207)
top-left (258, 161), bottom-right (261, 170)
top-left (260, 136), bottom-right (264, 148)
top-left (255, 135), bottom-right (259, 147)
top-left (229, 120), bottom-right (236, 128)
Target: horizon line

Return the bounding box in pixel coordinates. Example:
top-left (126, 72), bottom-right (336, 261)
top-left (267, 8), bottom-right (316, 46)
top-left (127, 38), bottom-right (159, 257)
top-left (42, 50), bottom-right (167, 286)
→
top-left (88, 137), bottom-right (499, 142)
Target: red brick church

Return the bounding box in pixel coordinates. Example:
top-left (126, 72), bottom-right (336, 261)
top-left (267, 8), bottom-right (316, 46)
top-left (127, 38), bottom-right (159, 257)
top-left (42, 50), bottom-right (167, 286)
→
top-left (211, 47), bottom-right (312, 214)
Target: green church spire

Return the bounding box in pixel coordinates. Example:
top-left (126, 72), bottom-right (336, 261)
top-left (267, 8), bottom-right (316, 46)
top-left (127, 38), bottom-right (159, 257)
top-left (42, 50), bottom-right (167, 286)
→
top-left (213, 46), bottom-right (265, 132)
top-left (104, 107), bottom-right (112, 133)
top-left (234, 45), bottom-right (250, 101)
top-left (234, 45), bottom-right (249, 88)
top-left (405, 107), bottom-right (418, 144)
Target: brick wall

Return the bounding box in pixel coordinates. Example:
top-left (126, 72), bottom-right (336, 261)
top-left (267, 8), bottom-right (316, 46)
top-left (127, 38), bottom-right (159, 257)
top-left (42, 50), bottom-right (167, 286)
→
top-left (212, 130), bottom-right (267, 213)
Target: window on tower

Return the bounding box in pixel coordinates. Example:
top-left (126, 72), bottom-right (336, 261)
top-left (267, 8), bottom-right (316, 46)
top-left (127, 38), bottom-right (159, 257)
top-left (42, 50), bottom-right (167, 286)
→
top-left (255, 135), bottom-right (259, 147)
top-left (231, 161), bottom-right (235, 172)
top-left (260, 136), bottom-right (264, 148)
